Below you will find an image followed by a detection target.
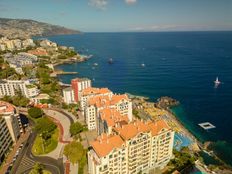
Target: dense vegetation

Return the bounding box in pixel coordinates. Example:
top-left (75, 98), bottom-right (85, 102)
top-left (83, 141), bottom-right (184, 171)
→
top-left (69, 122), bottom-right (84, 137)
top-left (1, 93), bottom-right (29, 107)
top-left (29, 163), bottom-right (51, 174)
top-left (32, 116), bottom-right (58, 155)
top-left (28, 107), bottom-right (44, 119)
top-left (64, 141), bottom-right (87, 174)
top-left (164, 147), bottom-right (197, 173)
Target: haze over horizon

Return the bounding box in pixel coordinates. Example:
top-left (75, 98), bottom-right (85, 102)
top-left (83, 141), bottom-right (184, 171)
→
top-left (0, 0), bottom-right (232, 32)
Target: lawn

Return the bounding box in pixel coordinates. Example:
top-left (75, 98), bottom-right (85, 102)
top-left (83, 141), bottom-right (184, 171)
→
top-left (32, 128), bottom-right (59, 155)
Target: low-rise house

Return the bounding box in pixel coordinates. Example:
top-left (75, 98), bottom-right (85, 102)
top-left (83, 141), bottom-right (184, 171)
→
top-left (30, 93), bottom-right (50, 104)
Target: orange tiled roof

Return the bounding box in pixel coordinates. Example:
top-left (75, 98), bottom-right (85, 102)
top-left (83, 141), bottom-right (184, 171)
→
top-left (82, 87), bottom-right (111, 96)
top-left (88, 95), bottom-right (111, 108)
top-left (28, 48), bottom-right (48, 56)
top-left (91, 134), bottom-right (124, 157)
top-left (100, 108), bottom-right (129, 127)
top-left (0, 101), bottom-right (15, 115)
top-left (148, 120), bottom-right (170, 136)
top-left (114, 119), bottom-right (170, 140)
top-left (110, 94), bottom-right (129, 105)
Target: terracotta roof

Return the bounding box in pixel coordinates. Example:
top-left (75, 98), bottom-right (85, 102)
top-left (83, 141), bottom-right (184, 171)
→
top-left (87, 94), bottom-right (129, 109)
top-left (110, 94), bottom-right (129, 105)
top-left (88, 95), bottom-right (111, 108)
top-left (28, 48), bottom-right (48, 56)
top-left (0, 101), bottom-right (15, 115)
top-left (91, 134), bottom-right (124, 158)
top-left (148, 119), bottom-right (170, 136)
top-left (114, 119), bottom-right (170, 140)
top-left (100, 108), bottom-right (129, 127)
top-left (82, 87), bottom-right (111, 96)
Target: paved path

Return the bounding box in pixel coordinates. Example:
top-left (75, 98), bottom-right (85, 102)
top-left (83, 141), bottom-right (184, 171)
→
top-left (44, 109), bottom-right (74, 142)
top-left (11, 131), bottom-right (64, 174)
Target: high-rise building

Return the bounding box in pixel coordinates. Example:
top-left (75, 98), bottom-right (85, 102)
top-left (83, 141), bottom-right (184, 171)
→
top-left (0, 101), bottom-right (22, 163)
top-left (88, 120), bottom-right (174, 174)
top-left (71, 78), bottom-right (91, 102)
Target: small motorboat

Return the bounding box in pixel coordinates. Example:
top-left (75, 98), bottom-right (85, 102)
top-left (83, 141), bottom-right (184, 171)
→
top-left (108, 58), bottom-right (113, 64)
top-left (141, 63), bottom-right (145, 67)
top-left (93, 63), bottom-right (98, 66)
top-left (214, 77), bottom-right (221, 85)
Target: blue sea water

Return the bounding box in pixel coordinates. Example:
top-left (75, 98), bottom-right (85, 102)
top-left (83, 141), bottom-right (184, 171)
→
top-left (45, 32), bottom-right (232, 165)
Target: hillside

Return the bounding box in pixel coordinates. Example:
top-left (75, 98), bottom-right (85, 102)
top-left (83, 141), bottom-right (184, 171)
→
top-left (0, 18), bottom-right (80, 39)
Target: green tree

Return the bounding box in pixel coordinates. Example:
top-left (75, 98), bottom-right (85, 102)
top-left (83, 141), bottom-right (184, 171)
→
top-left (64, 141), bottom-right (85, 164)
top-left (35, 117), bottom-right (57, 134)
top-left (29, 163), bottom-right (44, 174)
top-left (28, 107), bottom-right (44, 119)
top-left (69, 122), bottom-right (84, 137)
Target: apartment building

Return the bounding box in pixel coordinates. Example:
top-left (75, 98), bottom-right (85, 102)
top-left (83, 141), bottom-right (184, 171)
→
top-left (71, 78), bottom-right (91, 102)
top-left (80, 87), bottom-right (113, 110)
top-left (0, 80), bottom-right (39, 98)
top-left (0, 101), bottom-right (22, 163)
top-left (0, 117), bottom-right (13, 163)
top-left (98, 108), bottom-right (129, 135)
top-left (85, 94), bottom-right (132, 131)
top-left (88, 119), bottom-right (174, 174)
top-left (63, 87), bottom-right (75, 104)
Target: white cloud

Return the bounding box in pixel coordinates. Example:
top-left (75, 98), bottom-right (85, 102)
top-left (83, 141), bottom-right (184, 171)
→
top-left (125, 0), bottom-right (137, 5)
top-left (88, 0), bottom-right (137, 9)
top-left (89, 0), bottom-right (108, 10)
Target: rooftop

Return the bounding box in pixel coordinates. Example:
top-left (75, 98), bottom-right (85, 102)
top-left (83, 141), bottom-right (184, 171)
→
top-left (91, 119), bottom-right (171, 158)
top-left (87, 94), bottom-right (130, 108)
top-left (0, 101), bottom-right (15, 115)
top-left (100, 108), bottom-right (129, 127)
top-left (114, 119), bottom-right (170, 140)
top-left (90, 134), bottom-right (124, 158)
top-left (82, 87), bottom-right (111, 96)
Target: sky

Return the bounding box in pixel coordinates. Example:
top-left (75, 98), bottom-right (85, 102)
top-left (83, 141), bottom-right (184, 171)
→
top-left (0, 0), bottom-right (232, 32)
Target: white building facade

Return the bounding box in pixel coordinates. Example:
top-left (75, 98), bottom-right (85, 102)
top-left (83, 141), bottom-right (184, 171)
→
top-left (88, 120), bottom-right (175, 174)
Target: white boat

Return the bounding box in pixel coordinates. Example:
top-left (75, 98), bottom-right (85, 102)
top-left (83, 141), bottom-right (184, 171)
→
top-left (141, 63), bottom-right (145, 67)
top-left (214, 77), bottom-right (221, 85)
top-left (93, 63), bottom-right (98, 66)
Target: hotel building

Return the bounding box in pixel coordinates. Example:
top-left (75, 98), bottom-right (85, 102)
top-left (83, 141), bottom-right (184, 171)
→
top-left (0, 101), bottom-right (22, 163)
top-left (88, 119), bottom-right (174, 174)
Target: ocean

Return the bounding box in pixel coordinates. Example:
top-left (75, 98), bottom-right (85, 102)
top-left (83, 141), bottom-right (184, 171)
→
top-left (45, 32), bottom-right (232, 165)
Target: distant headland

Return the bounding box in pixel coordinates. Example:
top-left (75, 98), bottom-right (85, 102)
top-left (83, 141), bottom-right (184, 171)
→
top-left (0, 18), bottom-right (80, 39)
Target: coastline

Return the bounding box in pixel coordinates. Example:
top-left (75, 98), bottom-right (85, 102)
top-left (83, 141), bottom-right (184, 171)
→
top-left (51, 41), bottom-right (232, 171)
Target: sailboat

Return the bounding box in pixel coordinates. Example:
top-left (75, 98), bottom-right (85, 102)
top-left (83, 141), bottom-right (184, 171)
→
top-left (214, 77), bottom-right (221, 85)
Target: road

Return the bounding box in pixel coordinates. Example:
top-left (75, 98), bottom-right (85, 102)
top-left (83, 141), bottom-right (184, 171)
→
top-left (11, 120), bottom-right (64, 174)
